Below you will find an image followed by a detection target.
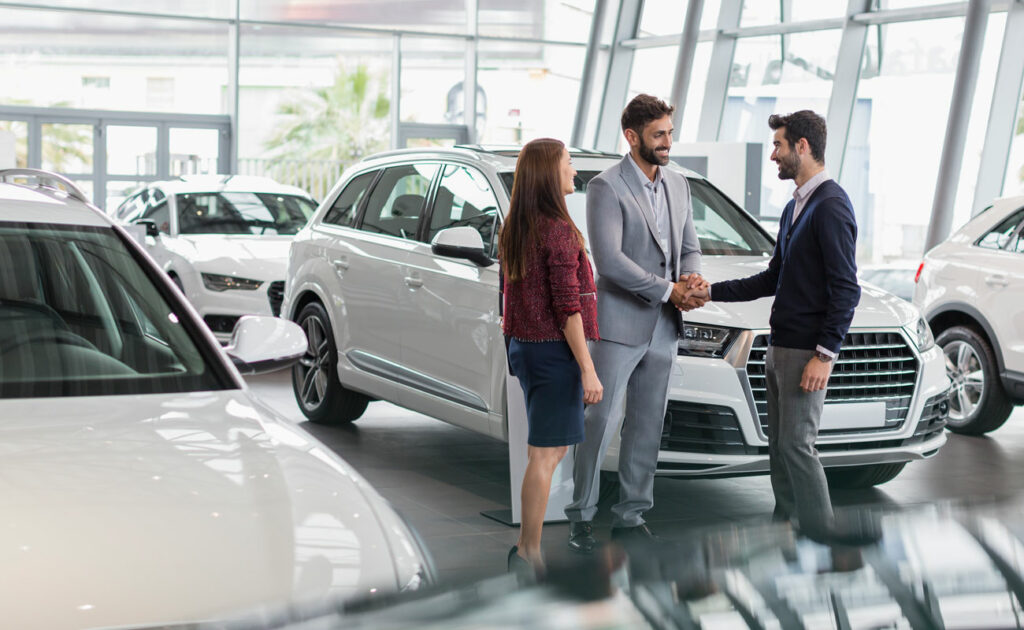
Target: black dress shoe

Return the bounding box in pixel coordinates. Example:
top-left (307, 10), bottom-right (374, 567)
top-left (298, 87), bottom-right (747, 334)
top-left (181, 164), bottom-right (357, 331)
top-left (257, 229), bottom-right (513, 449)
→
top-left (568, 521), bottom-right (597, 554)
top-left (610, 523), bottom-right (659, 543)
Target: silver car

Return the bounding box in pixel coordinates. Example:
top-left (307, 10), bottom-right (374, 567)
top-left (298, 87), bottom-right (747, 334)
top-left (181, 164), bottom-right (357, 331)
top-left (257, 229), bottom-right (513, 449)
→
top-left (283, 147), bottom-right (951, 489)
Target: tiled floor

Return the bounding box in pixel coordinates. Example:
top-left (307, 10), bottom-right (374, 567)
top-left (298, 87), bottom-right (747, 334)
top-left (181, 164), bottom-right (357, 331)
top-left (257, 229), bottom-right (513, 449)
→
top-left (247, 370), bottom-right (1024, 588)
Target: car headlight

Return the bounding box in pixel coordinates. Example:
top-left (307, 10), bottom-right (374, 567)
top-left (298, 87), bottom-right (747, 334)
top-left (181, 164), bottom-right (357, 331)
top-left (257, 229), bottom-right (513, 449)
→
top-left (678, 324), bottom-right (736, 358)
top-left (906, 316), bottom-right (935, 353)
top-left (201, 273), bottom-right (263, 292)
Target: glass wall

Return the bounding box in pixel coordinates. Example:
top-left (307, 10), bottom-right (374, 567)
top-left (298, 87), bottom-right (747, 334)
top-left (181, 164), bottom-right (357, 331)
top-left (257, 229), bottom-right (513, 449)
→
top-left (0, 8), bottom-right (229, 114)
top-left (840, 18), bottom-right (964, 263)
top-left (478, 42), bottom-right (585, 145)
top-left (1006, 94), bottom-right (1024, 198)
top-left (237, 25), bottom-right (391, 200)
top-left (721, 30), bottom-right (843, 220)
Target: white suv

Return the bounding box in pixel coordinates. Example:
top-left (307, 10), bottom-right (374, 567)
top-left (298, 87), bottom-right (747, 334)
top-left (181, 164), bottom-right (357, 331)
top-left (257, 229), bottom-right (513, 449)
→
top-left (283, 147), bottom-right (951, 489)
top-left (112, 176), bottom-right (317, 341)
top-left (914, 195), bottom-right (1024, 434)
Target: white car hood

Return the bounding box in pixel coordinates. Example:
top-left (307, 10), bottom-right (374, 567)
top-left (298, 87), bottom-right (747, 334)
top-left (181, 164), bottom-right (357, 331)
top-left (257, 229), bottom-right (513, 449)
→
top-left (690, 257), bottom-right (920, 329)
top-left (177, 235), bottom-right (292, 280)
top-left (1, 391), bottom-right (400, 630)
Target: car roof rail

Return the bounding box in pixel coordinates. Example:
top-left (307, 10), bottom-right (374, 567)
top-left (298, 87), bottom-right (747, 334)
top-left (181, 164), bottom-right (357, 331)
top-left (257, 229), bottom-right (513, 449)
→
top-left (0, 168), bottom-right (91, 205)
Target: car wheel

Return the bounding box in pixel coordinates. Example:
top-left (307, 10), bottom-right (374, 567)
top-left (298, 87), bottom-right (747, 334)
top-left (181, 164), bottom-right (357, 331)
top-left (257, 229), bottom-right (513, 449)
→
top-left (825, 462), bottom-right (906, 489)
top-left (291, 301), bottom-right (369, 425)
top-left (936, 326), bottom-right (1013, 435)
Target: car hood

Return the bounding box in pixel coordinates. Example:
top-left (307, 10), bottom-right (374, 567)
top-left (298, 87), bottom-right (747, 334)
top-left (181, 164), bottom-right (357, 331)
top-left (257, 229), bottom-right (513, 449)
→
top-left (0, 391), bottom-right (402, 630)
top-left (689, 257), bottom-right (920, 330)
top-left (176, 235), bottom-right (292, 280)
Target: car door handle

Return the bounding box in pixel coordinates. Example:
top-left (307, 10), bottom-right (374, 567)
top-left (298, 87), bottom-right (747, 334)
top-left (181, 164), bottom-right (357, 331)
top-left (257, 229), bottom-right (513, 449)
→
top-left (985, 274), bottom-right (1008, 287)
top-left (404, 276), bottom-right (423, 288)
top-left (332, 257), bottom-right (349, 271)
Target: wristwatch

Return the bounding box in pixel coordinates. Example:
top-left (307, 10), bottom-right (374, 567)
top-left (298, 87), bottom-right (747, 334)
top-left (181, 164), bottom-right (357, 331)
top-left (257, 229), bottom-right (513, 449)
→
top-left (814, 350), bottom-right (834, 363)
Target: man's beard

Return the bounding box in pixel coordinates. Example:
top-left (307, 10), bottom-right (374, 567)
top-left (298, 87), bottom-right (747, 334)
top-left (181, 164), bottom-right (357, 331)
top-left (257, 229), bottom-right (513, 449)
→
top-left (776, 151), bottom-right (800, 180)
top-left (638, 136), bottom-right (670, 166)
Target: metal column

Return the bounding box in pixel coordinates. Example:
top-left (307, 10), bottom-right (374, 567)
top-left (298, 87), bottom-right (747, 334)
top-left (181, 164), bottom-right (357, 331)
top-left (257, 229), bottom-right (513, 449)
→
top-left (925, 0), bottom-right (992, 251)
top-left (391, 34), bottom-right (402, 150)
top-left (696, 0), bottom-right (742, 141)
top-left (464, 0), bottom-right (478, 144)
top-left (227, 0), bottom-right (240, 174)
top-left (972, 0), bottom-right (1024, 215)
top-left (593, 0), bottom-right (643, 152)
top-left (824, 0), bottom-right (873, 175)
top-left (571, 0), bottom-right (609, 148)
top-left (669, 0), bottom-right (704, 139)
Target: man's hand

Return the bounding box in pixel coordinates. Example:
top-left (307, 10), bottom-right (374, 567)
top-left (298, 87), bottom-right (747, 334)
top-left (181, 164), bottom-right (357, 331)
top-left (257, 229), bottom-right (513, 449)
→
top-left (673, 274), bottom-right (710, 311)
top-left (800, 357), bottom-right (832, 392)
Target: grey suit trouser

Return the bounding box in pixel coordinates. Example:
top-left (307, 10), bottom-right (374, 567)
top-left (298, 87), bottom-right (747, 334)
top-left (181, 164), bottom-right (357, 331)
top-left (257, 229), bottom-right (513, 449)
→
top-left (566, 304), bottom-right (678, 528)
top-left (765, 346), bottom-right (834, 537)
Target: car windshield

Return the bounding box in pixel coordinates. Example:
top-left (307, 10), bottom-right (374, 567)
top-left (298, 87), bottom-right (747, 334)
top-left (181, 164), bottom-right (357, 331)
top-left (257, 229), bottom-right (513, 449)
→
top-left (499, 169), bottom-right (773, 257)
top-left (177, 192), bottom-right (316, 235)
top-left (0, 222), bottom-right (228, 398)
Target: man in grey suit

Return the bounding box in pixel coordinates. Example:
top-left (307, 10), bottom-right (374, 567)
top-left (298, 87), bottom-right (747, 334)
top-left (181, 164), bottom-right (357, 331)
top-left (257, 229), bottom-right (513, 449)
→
top-left (566, 94), bottom-right (705, 551)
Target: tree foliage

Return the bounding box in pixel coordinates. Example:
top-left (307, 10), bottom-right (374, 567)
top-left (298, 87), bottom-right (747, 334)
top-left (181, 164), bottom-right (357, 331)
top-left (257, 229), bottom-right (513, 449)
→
top-left (263, 64), bottom-right (390, 172)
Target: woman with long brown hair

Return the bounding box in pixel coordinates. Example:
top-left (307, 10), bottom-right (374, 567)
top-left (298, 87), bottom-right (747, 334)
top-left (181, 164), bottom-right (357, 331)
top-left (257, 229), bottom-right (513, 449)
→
top-left (500, 138), bottom-right (603, 576)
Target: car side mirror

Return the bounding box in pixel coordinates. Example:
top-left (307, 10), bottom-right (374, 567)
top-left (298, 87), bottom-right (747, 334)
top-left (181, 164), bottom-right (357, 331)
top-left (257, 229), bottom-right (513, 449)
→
top-left (225, 316), bottom-right (307, 374)
top-left (136, 219), bottom-right (160, 238)
top-left (431, 226), bottom-right (493, 267)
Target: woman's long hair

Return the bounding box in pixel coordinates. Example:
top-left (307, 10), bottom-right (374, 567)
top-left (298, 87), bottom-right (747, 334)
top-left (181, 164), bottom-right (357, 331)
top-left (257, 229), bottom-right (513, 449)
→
top-left (498, 138), bottom-right (585, 283)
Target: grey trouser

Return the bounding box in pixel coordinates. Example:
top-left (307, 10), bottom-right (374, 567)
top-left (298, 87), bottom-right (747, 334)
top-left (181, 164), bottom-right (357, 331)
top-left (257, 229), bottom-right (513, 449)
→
top-left (766, 346), bottom-right (834, 537)
top-left (566, 304), bottom-right (677, 528)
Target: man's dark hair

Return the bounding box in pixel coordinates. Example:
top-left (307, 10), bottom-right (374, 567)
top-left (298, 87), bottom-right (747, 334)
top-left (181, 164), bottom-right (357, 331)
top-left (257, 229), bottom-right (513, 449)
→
top-left (621, 94), bottom-right (675, 136)
top-left (768, 110), bottom-right (827, 164)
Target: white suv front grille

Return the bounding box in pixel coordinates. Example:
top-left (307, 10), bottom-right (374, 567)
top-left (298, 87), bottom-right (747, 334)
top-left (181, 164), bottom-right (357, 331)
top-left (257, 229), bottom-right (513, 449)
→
top-left (745, 331), bottom-right (920, 435)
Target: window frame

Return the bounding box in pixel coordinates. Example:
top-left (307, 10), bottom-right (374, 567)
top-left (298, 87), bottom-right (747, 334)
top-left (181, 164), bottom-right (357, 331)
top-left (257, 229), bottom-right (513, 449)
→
top-left (353, 161), bottom-right (442, 242)
top-left (321, 169), bottom-right (381, 228)
top-left (422, 161), bottom-right (501, 256)
top-left (974, 207), bottom-right (1024, 252)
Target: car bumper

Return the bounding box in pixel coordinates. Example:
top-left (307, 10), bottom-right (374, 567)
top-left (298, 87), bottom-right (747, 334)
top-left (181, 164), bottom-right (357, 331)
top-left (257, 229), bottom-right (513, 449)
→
top-left (607, 331), bottom-right (951, 477)
top-left (180, 270), bottom-right (284, 341)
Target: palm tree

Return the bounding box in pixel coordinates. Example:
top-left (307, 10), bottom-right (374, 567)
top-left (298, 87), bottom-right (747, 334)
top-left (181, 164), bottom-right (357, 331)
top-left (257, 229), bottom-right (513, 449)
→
top-left (264, 63), bottom-right (390, 170)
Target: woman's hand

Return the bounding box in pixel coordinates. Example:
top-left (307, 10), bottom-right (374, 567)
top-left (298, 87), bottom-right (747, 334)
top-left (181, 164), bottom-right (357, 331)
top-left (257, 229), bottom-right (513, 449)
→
top-left (582, 367), bottom-right (603, 405)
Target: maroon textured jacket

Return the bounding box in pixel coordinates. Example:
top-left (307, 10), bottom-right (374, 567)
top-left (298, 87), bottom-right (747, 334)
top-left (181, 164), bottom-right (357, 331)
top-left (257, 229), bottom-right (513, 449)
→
top-left (502, 218), bottom-right (599, 342)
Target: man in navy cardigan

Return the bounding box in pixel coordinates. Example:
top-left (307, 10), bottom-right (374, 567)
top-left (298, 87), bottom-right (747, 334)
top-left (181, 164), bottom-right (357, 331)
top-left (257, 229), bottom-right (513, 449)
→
top-left (688, 111), bottom-right (865, 544)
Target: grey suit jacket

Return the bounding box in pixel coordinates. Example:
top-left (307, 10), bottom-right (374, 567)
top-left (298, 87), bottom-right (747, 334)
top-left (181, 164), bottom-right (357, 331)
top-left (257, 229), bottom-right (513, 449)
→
top-left (586, 156), bottom-right (702, 346)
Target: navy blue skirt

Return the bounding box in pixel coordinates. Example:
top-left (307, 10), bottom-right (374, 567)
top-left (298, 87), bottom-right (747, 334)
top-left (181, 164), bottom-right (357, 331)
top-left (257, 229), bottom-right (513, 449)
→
top-left (507, 338), bottom-right (584, 447)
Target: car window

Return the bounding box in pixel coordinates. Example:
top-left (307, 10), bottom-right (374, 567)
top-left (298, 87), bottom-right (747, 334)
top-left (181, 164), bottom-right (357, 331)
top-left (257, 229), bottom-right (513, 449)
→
top-left (0, 222), bottom-right (227, 398)
top-left (177, 192), bottom-right (315, 236)
top-left (976, 208), bottom-right (1024, 250)
top-left (428, 165), bottom-right (499, 254)
top-left (359, 163), bottom-right (438, 240)
top-left (1010, 227), bottom-right (1024, 254)
top-left (323, 170), bottom-right (377, 227)
top-left (498, 170), bottom-right (774, 257)
top-left (115, 191), bottom-right (146, 221)
top-left (143, 200), bottom-right (170, 234)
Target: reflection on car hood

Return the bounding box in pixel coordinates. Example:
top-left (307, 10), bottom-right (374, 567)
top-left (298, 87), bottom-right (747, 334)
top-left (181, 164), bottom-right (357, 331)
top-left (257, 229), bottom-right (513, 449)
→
top-left (212, 498), bottom-right (1024, 629)
top-left (0, 391), bottom-right (400, 630)
top-left (693, 257), bottom-right (920, 330)
top-left (178, 235), bottom-right (292, 279)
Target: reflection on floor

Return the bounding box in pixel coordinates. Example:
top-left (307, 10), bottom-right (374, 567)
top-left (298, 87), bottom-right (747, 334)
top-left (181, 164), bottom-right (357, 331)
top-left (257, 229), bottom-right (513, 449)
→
top-left (246, 370), bottom-right (1024, 588)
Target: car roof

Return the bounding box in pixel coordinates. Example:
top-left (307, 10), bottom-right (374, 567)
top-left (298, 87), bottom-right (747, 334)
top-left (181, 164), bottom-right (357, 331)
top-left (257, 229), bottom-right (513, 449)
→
top-left (354, 145), bottom-right (708, 179)
top-left (137, 175), bottom-right (314, 198)
top-left (0, 178), bottom-right (112, 228)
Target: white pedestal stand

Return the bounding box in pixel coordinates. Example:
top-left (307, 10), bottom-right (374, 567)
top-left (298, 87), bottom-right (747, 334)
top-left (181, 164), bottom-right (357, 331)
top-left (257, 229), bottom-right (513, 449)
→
top-left (480, 368), bottom-right (575, 526)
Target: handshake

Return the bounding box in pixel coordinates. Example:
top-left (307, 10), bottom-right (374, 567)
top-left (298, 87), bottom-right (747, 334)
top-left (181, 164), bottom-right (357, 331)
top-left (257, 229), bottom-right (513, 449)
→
top-left (670, 273), bottom-right (710, 312)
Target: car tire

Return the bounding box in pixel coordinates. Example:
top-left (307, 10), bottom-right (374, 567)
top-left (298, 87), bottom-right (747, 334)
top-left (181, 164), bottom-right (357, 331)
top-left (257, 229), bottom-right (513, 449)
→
top-left (935, 325), bottom-right (1013, 435)
top-left (291, 301), bottom-right (369, 425)
top-left (825, 462), bottom-right (906, 489)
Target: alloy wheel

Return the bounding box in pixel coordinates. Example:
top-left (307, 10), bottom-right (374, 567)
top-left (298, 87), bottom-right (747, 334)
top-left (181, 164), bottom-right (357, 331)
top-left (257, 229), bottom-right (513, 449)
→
top-left (297, 315), bottom-right (331, 411)
top-left (943, 340), bottom-right (985, 424)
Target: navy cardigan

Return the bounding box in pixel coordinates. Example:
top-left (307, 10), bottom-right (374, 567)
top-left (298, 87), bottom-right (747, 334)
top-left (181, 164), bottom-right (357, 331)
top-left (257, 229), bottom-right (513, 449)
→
top-left (710, 179), bottom-right (861, 354)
